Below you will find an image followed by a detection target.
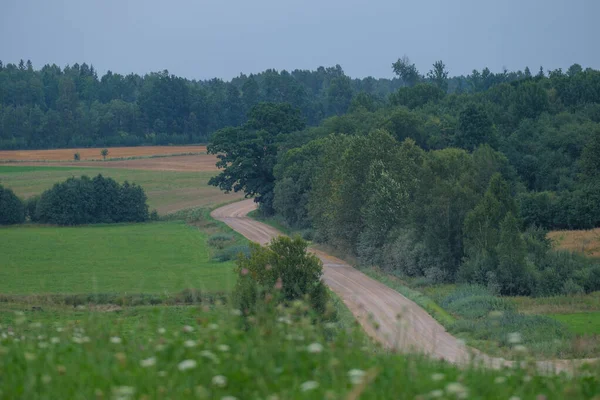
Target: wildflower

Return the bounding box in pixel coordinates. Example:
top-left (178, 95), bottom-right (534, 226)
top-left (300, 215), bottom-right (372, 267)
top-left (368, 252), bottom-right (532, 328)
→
top-left (24, 352), bottom-right (36, 361)
top-left (429, 390), bottom-right (444, 398)
top-left (446, 382), bottom-right (468, 396)
top-left (307, 342), bottom-right (323, 353)
top-left (73, 336), bottom-right (90, 344)
top-left (158, 370), bottom-right (167, 377)
top-left (274, 278), bottom-right (283, 290)
top-left (112, 386), bottom-right (135, 400)
top-left (508, 332), bottom-right (522, 344)
top-left (50, 337), bottom-right (60, 344)
top-left (241, 268), bottom-right (249, 276)
top-left (300, 381), bottom-right (319, 392)
top-left (57, 365), bottom-right (67, 374)
top-left (182, 325), bottom-right (194, 333)
top-left (56, 327), bottom-right (64, 333)
top-left (140, 357), bottom-right (156, 367)
top-left (431, 373), bottom-right (445, 382)
top-left (184, 340), bottom-right (197, 348)
top-left (38, 342), bottom-right (48, 349)
top-left (209, 323), bottom-right (219, 330)
top-left (509, 397), bottom-right (521, 400)
top-left (277, 316), bottom-right (291, 325)
top-left (514, 345), bottom-right (527, 353)
top-left (265, 264), bottom-right (272, 271)
top-left (222, 397), bottom-right (237, 400)
top-left (523, 375), bottom-right (532, 382)
top-left (494, 376), bottom-right (507, 384)
top-left (212, 375), bottom-right (227, 388)
top-left (110, 337), bottom-right (122, 344)
top-left (178, 359), bottom-right (197, 371)
top-left (157, 328), bottom-right (166, 334)
top-left (218, 344), bottom-right (230, 352)
top-left (489, 310), bottom-right (504, 318)
top-left (200, 350), bottom-right (220, 363)
top-left (30, 322), bottom-right (42, 329)
top-left (41, 375), bottom-right (52, 384)
top-left (348, 369), bottom-right (366, 385)
top-left (230, 309), bottom-right (242, 316)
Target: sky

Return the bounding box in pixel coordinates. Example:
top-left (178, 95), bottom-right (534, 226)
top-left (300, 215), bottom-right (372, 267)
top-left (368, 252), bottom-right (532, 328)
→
top-left (1, 0), bottom-right (599, 81)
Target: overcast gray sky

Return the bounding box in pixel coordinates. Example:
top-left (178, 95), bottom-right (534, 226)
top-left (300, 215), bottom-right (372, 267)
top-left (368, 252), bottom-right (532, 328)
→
top-left (1, 0), bottom-right (598, 80)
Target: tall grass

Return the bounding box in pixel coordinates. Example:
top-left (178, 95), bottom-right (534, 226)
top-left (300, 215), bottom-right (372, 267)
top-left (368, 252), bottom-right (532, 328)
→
top-left (1, 303), bottom-right (599, 399)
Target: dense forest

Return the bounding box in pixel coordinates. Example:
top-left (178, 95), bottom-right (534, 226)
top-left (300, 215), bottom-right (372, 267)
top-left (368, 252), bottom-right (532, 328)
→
top-left (208, 59), bottom-right (600, 297)
top-left (1, 57), bottom-right (550, 150)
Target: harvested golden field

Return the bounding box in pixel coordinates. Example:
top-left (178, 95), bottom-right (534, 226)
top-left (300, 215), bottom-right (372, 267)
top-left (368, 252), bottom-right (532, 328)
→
top-left (548, 228), bottom-right (600, 258)
top-left (0, 145), bottom-right (206, 161)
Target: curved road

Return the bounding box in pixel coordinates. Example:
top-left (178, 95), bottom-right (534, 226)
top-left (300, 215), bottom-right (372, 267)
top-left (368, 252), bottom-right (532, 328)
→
top-left (212, 199), bottom-right (595, 374)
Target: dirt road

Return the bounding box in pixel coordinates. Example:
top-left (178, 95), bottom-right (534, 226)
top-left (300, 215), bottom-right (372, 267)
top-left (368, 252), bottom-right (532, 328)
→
top-left (212, 199), bottom-right (596, 373)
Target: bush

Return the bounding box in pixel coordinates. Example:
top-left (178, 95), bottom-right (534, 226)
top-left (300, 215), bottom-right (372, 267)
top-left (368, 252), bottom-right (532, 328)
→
top-left (0, 185), bottom-right (25, 225)
top-left (233, 236), bottom-right (329, 315)
top-left (207, 233), bottom-right (235, 249)
top-left (213, 245), bottom-right (250, 262)
top-left (35, 175), bottom-right (149, 225)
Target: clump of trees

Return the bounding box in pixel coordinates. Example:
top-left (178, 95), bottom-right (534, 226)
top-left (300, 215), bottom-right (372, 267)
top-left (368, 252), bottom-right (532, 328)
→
top-left (32, 174), bottom-right (150, 225)
top-left (209, 59), bottom-right (600, 297)
top-left (0, 185), bottom-right (25, 225)
top-left (234, 236), bottom-right (328, 315)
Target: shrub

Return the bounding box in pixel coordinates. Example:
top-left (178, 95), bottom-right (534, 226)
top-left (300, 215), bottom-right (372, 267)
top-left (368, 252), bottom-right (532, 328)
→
top-left (73, 152), bottom-right (80, 161)
top-left (207, 233), bottom-right (235, 249)
top-left (233, 236), bottom-right (329, 315)
top-left (213, 245), bottom-right (250, 262)
top-left (35, 175), bottom-right (149, 225)
top-left (0, 185), bottom-right (25, 225)
top-left (445, 294), bottom-right (515, 319)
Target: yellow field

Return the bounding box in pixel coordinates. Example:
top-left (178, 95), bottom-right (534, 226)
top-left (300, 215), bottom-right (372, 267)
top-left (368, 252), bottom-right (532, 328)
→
top-left (548, 228), bottom-right (600, 258)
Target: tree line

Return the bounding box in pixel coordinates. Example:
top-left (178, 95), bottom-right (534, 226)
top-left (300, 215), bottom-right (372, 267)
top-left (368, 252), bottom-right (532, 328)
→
top-left (208, 59), bottom-right (600, 297)
top-left (0, 57), bottom-right (565, 150)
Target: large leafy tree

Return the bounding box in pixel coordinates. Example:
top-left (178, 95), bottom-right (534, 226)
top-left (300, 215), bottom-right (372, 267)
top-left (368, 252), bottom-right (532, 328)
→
top-left (207, 103), bottom-right (305, 214)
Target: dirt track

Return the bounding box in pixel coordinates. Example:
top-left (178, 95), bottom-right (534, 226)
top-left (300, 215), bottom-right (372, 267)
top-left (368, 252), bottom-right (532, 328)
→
top-left (212, 199), bottom-right (597, 374)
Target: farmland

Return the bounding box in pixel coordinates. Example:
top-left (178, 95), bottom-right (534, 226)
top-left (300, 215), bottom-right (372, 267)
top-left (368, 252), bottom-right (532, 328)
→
top-left (0, 164), bottom-right (243, 214)
top-left (0, 222), bottom-right (237, 295)
top-left (549, 229), bottom-right (600, 258)
top-left (0, 145), bottom-right (207, 161)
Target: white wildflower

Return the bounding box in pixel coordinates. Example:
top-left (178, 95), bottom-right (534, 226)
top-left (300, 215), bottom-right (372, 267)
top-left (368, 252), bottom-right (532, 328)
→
top-left (182, 325), bottom-right (194, 332)
top-left (24, 352), bottom-right (36, 361)
top-left (140, 357), bottom-right (156, 368)
top-left (431, 373), bottom-right (445, 382)
top-left (307, 342), bottom-right (323, 353)
top-left (445, 382), bottom-right (468, 395)
top-left (41, 375), bottom-right (52, 384)
top-left (112, 386), bottom-right (135, 400)
top-left (158, 371), bottom-right (167, 377)
top-left (50, 337), bottom-right (60, 344)
top-left (218, 344), bottom-right (230, 352)
top-left (200, 350), bottom-right (220, 363)
top-left (157, 328), bottom-right (166, 334)
top-left (508, 332), bottom-right (522, 344)
top-left (30, 322), bottom-right (42, 329)
top-left (209, 323), bottom-right (219, 330)
top-left (110, 337), bottom-right (122, 344)
top-left (277, 316), bottom-right (292, 325)
top-left (212, 375), bottom-right (227, 388)
top-left (178, 359), bottom-right (197, 371)
top-left (230, 309), bottom-right (242, 316)
top-left (221, 397), bottom-right (237, 400)
top-left (429, 389), bottom-right (444, 398)
top-left (348, 369), bottom-right (366, 385)
top-left (300, 381), bottom-right (319, 392)
top-left (184, 340), bottom-right (197, 348)
top-left (514, 345), bottom-right (527, 353)
top-left (509, 397), bottom-right (521, 400)
top-left (494, 376), bottom-right (507, 384)
top-left (38, 342), bottom-right (48, 349)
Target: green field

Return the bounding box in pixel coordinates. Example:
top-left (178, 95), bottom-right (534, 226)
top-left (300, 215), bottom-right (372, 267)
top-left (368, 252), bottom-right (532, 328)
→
top-left (0, 222), bottom-right (236, 295)
top-left (549, 312), bottom-right (600, 335)
top-left (0, 165), bottom-right (242, 214)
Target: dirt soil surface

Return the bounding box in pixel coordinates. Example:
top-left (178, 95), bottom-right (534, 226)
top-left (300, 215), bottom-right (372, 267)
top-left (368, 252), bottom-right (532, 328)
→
top-left (4, 154), bottom-right (220, 172)
top-left (0, 146), bottom-right (207, 161)
top-left (212, 199), bottom-right (598, 374)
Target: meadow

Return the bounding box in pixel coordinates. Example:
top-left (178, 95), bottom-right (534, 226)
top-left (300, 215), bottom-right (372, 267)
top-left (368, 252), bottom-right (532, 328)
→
top-left (0, 165), bottom-right (243, 214)
top-left (0, 145), bottom-right (207, 161)
top-left (0, 222), bottom-right (237, 295)
top-left (1, 302), bottom-right (599, 400)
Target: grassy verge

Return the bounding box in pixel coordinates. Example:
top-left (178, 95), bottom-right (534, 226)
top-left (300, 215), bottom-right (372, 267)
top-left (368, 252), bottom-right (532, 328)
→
top-left (1, 302), bottom-right (598, 399)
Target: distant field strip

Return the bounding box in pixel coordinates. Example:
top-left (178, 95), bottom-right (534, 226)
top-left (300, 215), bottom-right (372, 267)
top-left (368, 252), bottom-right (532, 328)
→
top-left (548, 229), bottom-right (600, 258)
top-left (0, 146), bottom-right (207, 161)
top-left (0, 165), bottom-right (243, 214)
top-left (549, 312), bottom-right (600, 335)
top-left (0, 222), bottom-right (236, 294)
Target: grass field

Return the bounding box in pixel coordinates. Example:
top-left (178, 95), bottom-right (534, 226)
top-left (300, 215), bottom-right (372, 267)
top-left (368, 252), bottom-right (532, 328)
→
top-left (0, 303), bottom-right (598, 400)
top-left (549, 312), bottom-right (600, 335)
top-left (0, 145), bottom-right (207, 161)
top-left (0, 222), bottom-right (237, 295)
top-left (0, 165), bottom-right (242, 214)
top-left (548, 229), bottom-right (600, 258)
